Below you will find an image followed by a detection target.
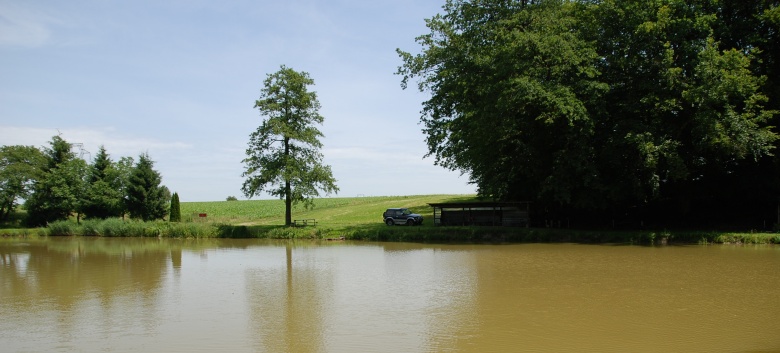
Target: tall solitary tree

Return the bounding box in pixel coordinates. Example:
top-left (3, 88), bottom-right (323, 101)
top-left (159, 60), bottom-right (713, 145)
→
top-left (242, 65), bottom-right (339, 226)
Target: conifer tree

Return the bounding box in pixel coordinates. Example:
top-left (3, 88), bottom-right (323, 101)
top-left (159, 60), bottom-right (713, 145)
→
top-left (82, 146), bottom-right (123, 219)
top-left (126, 153), bottom-right (169, 221)
top-left (169, 192), bottom-right (181, 222)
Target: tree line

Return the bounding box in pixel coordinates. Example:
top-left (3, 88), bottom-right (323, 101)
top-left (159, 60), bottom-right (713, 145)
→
top-left (397, 0), bottom-right (780, 229)
top-left (0, 135), bottom-right (171, 227)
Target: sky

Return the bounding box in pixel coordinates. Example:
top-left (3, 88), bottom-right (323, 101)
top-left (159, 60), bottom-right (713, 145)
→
top-left (0, 0), bottom-right (476, 202)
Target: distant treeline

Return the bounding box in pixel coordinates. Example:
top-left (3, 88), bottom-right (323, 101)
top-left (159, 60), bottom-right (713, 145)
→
top-left (0, 135), bottom-right (170, 227)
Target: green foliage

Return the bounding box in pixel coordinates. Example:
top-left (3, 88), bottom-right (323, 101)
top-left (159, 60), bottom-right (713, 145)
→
top-left (113, 156), bottom-right (134, 215)
top-left (47, 220), bottom-right (78, 236)
top-left (43, 218), bottom-right (217, 238)
top-left (398, 0), bottom-right (610, 206)
top-left (0, 145), bottom-right (45, 221)
top-left (94, 218), bottom-right (144, 237)
top-left (226, 196), bottom-right (238, 201)
top-left (163, 222), bottom-right (214, 238)
top-left (0, 227), bottom-right (43, 237)
top-left (266, 226), bottom-right (325, 239)
top-left (397, 0), bottom-right (780, 226)
top-left (24, 136), bottom-right (87, 227)
top-left (81, 218), bottom-right (102, 236)
top-left (170, 192), bottom-right (181, 222)
top-left (82, 146), bottom-right (124, 219)
top-left (242, 65), bottom-right (339, 226)
top-left (126, 153), bottom-right (170, 221)
top-left (1, 137), bottom-right (168, 229)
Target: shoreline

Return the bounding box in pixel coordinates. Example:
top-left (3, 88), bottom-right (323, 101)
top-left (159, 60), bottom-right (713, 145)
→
top-left (3, 221), bottom-right (778, 245)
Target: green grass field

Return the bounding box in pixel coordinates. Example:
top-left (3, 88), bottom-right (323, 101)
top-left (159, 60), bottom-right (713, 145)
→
top-left (181, 194), bottom-right (477, 228)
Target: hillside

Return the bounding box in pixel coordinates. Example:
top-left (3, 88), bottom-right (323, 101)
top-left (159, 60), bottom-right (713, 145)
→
top-left (181, 194), bottom-right (477, 228)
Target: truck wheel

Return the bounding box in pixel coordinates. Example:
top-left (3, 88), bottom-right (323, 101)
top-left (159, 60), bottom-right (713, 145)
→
top-left (406, 219), bottom-right (414, 226)
top-left (386, 219), bottom-right (394, 226)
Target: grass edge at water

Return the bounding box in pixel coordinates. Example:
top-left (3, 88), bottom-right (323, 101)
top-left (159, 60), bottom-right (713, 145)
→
top-left (1, 194), bottom-right (778, 244)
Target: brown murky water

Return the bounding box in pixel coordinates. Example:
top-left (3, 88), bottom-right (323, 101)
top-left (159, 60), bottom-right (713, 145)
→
top-left (1, 237), bottom-right (778, 352)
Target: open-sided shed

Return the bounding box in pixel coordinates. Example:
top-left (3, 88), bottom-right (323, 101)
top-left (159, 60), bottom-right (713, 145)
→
top-left (428, 202), bottom-right (530, 227)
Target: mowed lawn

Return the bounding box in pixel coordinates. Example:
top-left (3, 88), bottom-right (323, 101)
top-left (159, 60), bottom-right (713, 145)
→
top-left (181, 194), bottom-right (477, 228)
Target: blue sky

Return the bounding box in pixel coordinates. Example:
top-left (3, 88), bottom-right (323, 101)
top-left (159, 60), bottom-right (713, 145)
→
top-left (0, 0), bottom-right (475, 202)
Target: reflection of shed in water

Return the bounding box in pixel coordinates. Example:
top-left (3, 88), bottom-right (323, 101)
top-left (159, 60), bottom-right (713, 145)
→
top-left (428, 202), bottom-right (530, 227)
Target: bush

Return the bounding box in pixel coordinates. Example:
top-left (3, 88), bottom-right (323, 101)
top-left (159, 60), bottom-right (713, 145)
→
top-left (48, 220), bottom-right (77, 236)
top-left (81, 219), bottom-right (102, 236)
top-left (265, 226), bottom-right (324, 239)
top-left (165, 222), bottom-right (216, 238)
top-left (98, 218), bottom-right (146, 237)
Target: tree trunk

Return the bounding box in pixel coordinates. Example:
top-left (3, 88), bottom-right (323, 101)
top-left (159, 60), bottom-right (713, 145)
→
top-left (284, 136), bottom-right (292, 226)
top-left (285, 179), bottom-right (292, 226)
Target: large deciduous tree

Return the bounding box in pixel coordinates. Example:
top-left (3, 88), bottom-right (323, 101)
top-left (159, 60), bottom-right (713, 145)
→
top-left (0, 145), bottom-right (45, 221)
top-left (398, 0), bottom-right (608, 208)
top-left (398, 0), bottom-right (779, 228)
top-left (25, 136), bottom-right (87, 226)
top-left (126, 153), bottom-right (170, 221)
top-left (242, 65), bottom-right (339, 226)
top-left (584, 0), bottom-right (778, 226)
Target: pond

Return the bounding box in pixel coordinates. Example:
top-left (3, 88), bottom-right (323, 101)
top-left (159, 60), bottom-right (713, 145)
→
top-left (1, 237), bottom-right (778, 352)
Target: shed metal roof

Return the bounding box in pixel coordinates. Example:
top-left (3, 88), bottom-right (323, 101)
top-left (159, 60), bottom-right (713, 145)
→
top-left (428, 201), bottom-right (530, 208)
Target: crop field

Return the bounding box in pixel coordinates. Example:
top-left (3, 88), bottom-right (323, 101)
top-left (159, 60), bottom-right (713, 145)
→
top-left (180, 194), bottom-right (477, 227)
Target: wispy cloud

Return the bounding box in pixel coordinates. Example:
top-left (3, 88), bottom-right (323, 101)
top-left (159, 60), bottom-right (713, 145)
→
top-left (0, 2), bottom-right (54, 47)
top-left (0, 126), bottom-right (191, 158)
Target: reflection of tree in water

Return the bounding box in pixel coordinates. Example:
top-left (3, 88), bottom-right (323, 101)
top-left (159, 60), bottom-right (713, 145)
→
top-left (245, 242), bottom-right (332, 353)
top-left (0, 238), bottom-right (172, 342)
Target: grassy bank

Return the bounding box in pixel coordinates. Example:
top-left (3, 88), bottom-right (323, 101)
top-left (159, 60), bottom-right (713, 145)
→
top-left (2, 194), bottom-right (779, 244)
top-left (344, 226), bottom-right (780, 244)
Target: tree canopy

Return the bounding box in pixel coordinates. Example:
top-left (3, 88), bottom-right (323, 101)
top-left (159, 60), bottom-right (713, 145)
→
top-left (24, 136), bottom-right (86, 226)
top-left (0, 145), bottom-right (45, 221)
top-left (398, 0), bottom-right (780, 228)
top-left (242, 65), bottom-right (339, 226)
